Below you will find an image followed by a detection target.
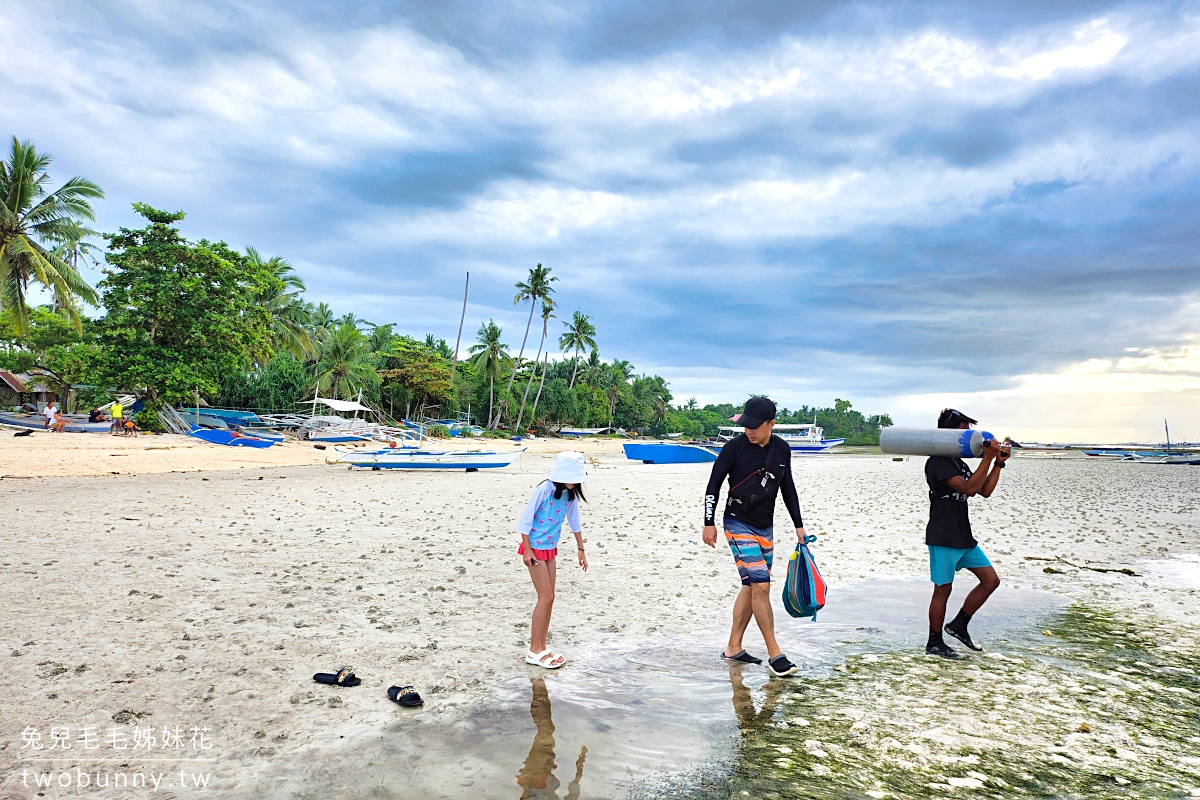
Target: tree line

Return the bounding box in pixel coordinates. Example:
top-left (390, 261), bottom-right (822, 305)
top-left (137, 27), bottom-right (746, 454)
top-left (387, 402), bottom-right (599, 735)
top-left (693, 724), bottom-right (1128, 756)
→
top-left (0, 137), bottom-right (892, 441)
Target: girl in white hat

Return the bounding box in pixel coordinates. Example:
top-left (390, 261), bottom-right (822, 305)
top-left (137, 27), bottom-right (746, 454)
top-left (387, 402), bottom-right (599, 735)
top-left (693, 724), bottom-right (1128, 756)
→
top-left (515, 451), bottom-right (590, 669)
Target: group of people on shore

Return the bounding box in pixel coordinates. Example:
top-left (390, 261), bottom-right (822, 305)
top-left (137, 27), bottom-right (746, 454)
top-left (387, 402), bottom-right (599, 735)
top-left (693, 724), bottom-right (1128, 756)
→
top-left (514, 396), bottom-right (1010, 673)
top-left (39, 400), bottom-right (134, 435)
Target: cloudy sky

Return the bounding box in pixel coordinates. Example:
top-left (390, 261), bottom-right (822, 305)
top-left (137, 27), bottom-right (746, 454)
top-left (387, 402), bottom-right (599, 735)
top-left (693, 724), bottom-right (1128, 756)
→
top-left (4, 0), bottom-right (1199, 441)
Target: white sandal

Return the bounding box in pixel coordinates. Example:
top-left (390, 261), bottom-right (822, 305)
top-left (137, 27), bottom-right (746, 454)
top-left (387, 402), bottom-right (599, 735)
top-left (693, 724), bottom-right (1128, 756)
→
top-left (525, 649), bottom-right (565, 669)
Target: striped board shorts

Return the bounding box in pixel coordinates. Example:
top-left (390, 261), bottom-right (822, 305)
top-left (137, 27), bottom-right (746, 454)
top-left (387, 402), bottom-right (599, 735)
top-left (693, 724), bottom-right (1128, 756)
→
top-left (724, 517), bottom-right (774, 585)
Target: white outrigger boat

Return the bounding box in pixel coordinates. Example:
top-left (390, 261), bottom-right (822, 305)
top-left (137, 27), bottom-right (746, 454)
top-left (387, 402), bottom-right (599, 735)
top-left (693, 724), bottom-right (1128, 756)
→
top-left (330, 445), bottom-right (525, 471)
top-left (717, 423), bottom-right (844, 453)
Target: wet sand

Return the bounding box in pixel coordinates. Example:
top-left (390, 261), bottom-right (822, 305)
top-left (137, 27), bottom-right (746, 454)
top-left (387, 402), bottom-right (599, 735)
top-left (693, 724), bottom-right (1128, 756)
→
top-left (0, 444), bottom-right (1196, 796)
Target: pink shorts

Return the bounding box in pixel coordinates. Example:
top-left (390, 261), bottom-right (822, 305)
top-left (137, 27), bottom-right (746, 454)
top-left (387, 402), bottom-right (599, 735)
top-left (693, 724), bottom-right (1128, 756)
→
top-left (517, 542), bottom-right (558, 561)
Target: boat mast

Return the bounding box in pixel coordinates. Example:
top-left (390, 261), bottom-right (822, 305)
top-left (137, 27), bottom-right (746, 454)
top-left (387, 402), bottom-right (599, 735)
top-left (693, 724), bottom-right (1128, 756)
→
top-left (450, 271), bottom-right (469, 386)
top-left (1165, 419), bottom-right (1171, 454)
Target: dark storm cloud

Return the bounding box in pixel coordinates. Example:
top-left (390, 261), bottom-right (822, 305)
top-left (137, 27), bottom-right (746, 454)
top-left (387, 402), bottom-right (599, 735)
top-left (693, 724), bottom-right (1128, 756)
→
top-left (3, 0), bottom-right (1199, 415)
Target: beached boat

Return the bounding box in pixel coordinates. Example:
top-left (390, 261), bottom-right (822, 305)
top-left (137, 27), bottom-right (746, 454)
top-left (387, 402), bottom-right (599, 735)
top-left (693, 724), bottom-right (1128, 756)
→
top-left (179, 407), bottom-right (261, 425)
top-left (331, 446), bottom-right (525, 471)
top-left (560, 427), bottom-right (612, 437)
top-left (188, 425), bottom-right (278, 448)
top-left (623, 442), bottom-right (718, 464)
top-left (0, 411), bottom-right (112, 433)
top-left (717, 424), bottom-right (844, 453)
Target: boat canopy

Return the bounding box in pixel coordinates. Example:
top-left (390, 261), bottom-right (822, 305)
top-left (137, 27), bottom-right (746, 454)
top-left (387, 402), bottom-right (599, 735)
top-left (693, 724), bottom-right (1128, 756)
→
top-left (302, 397), bottom-right (373, 413)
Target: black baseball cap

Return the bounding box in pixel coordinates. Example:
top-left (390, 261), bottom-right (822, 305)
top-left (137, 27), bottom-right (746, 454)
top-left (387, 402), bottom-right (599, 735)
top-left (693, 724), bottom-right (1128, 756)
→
top-left (938, 408), bottom-right (978, 429)
top-left (739, 397), bottom-right (777, 430)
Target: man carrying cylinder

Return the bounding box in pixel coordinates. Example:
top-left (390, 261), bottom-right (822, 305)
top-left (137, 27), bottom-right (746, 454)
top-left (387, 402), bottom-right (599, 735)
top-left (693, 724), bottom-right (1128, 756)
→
top-left (923, 408), bottom-right (1009, 659)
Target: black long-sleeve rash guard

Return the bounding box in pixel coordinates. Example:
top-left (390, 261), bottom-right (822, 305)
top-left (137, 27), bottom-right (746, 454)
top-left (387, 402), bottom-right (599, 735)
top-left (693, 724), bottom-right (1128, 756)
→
top-left (704, 433), bottom-right (804, 530)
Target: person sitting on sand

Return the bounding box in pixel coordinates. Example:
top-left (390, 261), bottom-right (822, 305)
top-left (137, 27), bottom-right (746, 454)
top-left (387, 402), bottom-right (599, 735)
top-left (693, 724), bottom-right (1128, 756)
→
top-left (109, 400), bottom-right (123, 434)
top-left (88, 407), bottom-right (108, 423)
top-left (51, 408), bottom-right (68, 433)
top-left (703, 396), bottom-right (804, 678)
top-left (43, 401), bottom-right (57, 430)
top-left (516, 451), bottom-right (590, 670)
top-left (923, 408), bottom-right (1009, 659)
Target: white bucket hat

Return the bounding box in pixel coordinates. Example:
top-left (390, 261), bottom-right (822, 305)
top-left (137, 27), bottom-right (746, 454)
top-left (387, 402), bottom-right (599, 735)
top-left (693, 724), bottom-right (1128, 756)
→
top-left (548, 451), bottom-right (589, 484)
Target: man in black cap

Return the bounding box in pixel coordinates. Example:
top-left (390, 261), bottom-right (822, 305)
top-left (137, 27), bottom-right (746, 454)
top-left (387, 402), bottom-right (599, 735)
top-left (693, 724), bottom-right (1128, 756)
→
top-left (702, 396), bottom-right (805, 677)
top-left (924, 408), bottom-right (1008, 659)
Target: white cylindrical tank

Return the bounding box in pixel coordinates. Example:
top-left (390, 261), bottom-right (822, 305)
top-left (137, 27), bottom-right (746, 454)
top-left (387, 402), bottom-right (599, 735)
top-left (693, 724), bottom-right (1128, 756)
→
top-left (880, 427), bottom-right (995, 458)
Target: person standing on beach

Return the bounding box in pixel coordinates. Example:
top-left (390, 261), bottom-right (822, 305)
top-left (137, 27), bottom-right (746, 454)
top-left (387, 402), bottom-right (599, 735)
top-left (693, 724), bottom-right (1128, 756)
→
top-left (516, 451), bottom-right (590, 670)
top-left (109, 400), bottom-right (123, 435)
top-left (924, 408), bottom-right (1009, 659)
top-left (703, 396), bottom-right (804, 678)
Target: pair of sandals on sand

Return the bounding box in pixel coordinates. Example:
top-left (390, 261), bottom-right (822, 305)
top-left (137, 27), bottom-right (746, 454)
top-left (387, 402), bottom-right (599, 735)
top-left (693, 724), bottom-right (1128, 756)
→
top-left (312, 667), bottom-right (424, 707)
top-left (525, 649), bottom-right (566, 669)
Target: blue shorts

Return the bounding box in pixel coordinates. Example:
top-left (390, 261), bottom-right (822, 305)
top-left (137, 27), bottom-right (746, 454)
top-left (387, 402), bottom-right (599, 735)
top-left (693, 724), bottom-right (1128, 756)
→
top-left (928, 545), bottom-right (992, 585)
top-left (724, 518), bottom-right (773, 585)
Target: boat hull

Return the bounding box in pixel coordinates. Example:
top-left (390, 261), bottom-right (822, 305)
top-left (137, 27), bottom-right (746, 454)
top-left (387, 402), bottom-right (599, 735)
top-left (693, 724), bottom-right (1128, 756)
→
top-left (334, 447), bottom-right (525, 470)
top-left (623, 443), bottom-right (718, 464)
top-left (0, 412), bottom-right (112, 433)
top-left (189, 427), bottom-right (278, 448)
top-left (786, 438), bottom-right (845, 453)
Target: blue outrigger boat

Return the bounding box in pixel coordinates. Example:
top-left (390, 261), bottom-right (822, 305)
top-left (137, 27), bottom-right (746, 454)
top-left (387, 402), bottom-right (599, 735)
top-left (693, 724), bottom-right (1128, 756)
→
top-left (623, 442), bottom-right (718, 464)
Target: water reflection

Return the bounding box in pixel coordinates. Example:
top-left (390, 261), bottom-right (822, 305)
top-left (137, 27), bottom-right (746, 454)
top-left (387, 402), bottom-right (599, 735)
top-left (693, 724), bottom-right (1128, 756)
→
top-left (728, 666), bottom-right (783, 736)
top-left (516, 678), bottom-right (588, 800)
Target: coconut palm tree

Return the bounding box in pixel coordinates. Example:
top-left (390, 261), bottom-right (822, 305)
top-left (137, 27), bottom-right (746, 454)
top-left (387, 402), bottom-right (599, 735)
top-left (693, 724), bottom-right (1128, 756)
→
top-left (0, 137), bottom-right (103, 333)
top-left (246, 247), bottom-right (313, 359)
top-left (506, 263), bottom-right (557, 397)
top-left (605, 359), bottom-right (634, 427)
top-left (514, 298), bottom-right (555, 432)
top-left (314, 321), bottom-right (374, 399)
top-left (468, 320), bottom-right (511, 428)
top-left (632, 374), bottom-right (672, 433)
top-left (558, 310), bottom-right (597, 388)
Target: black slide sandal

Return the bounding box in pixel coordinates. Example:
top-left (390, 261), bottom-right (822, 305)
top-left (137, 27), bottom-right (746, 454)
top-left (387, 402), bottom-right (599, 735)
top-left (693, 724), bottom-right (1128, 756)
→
top-left (313, 667), bottom-right (361, 687)
top-left (388, 685), bottom-right (424, 707)
top-left (722, 650), bottom-right (763, 665)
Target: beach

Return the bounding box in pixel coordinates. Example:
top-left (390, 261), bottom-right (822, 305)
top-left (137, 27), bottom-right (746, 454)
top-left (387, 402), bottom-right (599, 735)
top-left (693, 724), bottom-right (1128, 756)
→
top-left (1, 436), bottom-right (1197, 796)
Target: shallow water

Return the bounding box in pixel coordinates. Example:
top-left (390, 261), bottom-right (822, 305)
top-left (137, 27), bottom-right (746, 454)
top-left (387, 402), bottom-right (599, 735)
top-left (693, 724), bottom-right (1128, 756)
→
top-left (1141, 555), bottom-right (1200, 589)
top-left (248, 579), bottom-right (1081, 799)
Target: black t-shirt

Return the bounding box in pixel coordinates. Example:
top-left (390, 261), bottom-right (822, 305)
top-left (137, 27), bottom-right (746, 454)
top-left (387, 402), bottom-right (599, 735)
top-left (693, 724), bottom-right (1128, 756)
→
top-left (704, 434), bottom-right (803, 530)
top-left (88, 410), bottom-right (102, 422)
top-left (924, 456), bottom-right (976, 549)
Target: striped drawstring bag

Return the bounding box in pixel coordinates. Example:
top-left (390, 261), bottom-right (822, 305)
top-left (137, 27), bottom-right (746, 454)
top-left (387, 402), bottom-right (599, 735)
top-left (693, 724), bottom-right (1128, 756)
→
top-left (782, 534), bottom-right (827, 620)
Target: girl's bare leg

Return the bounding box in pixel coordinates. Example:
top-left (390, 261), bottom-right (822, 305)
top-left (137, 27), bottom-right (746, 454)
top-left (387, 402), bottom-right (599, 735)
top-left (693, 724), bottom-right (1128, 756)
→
top-left (527, 558), bottom-right (562, 665)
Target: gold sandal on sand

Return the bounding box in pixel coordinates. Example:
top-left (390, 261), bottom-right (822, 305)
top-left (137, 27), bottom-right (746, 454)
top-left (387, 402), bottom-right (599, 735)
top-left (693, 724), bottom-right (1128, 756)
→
top-left (525, 649), bottom-right (565, 669)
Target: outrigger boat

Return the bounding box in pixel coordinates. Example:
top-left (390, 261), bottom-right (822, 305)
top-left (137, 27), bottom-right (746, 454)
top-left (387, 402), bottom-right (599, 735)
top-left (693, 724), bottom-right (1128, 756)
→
top-left (330, 446), bottom-right (525, 471)
top-left (0, 411), bottom-right (112, 433)
top-left (717, 423), bottom-right (844, 453)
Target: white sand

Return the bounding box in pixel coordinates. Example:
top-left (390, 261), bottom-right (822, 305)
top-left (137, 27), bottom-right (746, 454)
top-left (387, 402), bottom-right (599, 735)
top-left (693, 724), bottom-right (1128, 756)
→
top-left (0, 440), bottom-right (1196, 794)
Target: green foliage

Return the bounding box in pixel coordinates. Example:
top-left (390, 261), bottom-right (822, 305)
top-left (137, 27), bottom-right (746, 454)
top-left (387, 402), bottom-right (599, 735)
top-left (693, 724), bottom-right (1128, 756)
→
top-left (98, 204), bottom-right (277, 403)
top-left (376, 335), bottom-right (454, 419)
top-left (427, 424), bottom-right (450, 438)
top-left (0, 305), bottom-right (105, 406)
top-left (216, 352), bottom-right (312, 411)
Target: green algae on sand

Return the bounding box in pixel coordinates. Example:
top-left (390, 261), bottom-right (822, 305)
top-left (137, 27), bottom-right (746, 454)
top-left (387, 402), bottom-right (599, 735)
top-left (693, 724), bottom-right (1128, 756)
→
top-left (681, 606), bottom-right (1200, 799)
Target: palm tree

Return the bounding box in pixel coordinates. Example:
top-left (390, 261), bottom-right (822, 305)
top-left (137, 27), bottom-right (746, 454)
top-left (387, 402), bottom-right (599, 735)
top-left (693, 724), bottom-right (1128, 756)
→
top-left (632, 374), bottom-right (672, 433)
top-left (558, 310), bottom-right (597, 388)
top-left (315, 321), bottom-right (374, 399)
top-left (0, 137), bottom-right (103, 333)
top-left (468, 320), bottom-right (511, 428)
top-left (605, 359), bottom-right (634, 427)
top-left (582, 348), bottom-right (604, 386)
top-left (514, 298), bottom-right (555, 432)
top-left (506, 264), bottom-right (557, 398)
top-left (246, 247), bottom-right (313, 359)
top-left (369, 324), bottom-right (395, 353)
